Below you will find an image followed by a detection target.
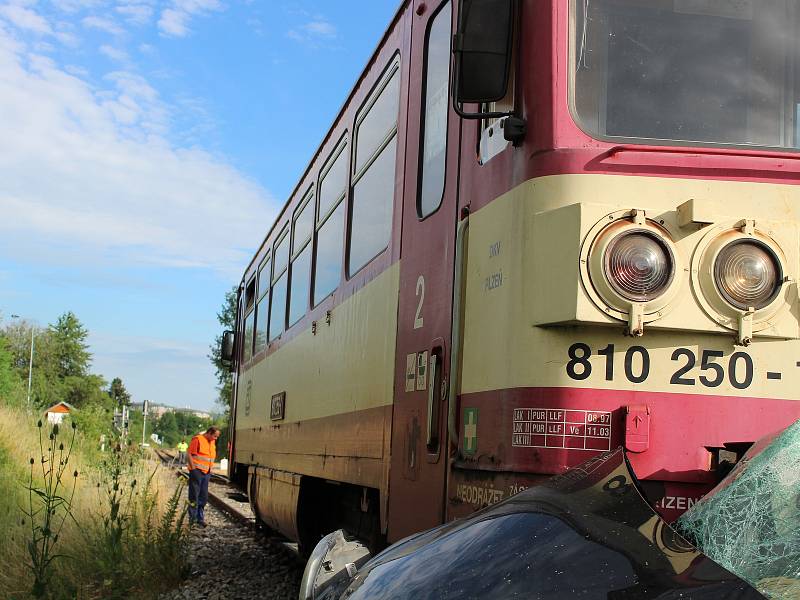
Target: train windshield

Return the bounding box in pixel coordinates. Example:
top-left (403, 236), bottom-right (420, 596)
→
top-left (573, 0), bottom-right (800, 150)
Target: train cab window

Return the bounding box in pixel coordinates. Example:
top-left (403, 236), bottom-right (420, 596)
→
top-left (418, 1), bottom-right (452, 218)
top-left (243, 277), bottom-right (256, 363)
top-left (270, 228), bottom-right (289, 341)
top-left (349, 61), bottom-right (401, 275)
top-left (314, 140), bottom-right (348, 305)
top-left (573, 0), bottom-right (800, 150)
top-left (255, 256), bottom-right (270, 354)
top-left (289, 192), bottom-right (314, 325)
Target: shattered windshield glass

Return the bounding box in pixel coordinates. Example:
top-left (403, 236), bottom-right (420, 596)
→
top-left (677, 420), bottom-right (800, 600)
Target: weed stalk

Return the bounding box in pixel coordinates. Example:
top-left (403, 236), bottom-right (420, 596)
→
top-left (21, 419), bottom-right (79, 598)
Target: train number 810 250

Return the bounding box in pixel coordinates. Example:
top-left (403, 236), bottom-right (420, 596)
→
top-left (565, 343), bottom-right (754, 390)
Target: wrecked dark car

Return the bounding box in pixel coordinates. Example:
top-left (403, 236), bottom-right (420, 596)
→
top-left (301, 421), bottom-right (800, 599)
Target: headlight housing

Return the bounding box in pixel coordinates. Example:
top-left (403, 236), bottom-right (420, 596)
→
top-left (714, 240), bottom-right (782, 310)
top-left (582, 212), bottom-right (684, 330)
top-left (692, 222), bottom-right (790, 341)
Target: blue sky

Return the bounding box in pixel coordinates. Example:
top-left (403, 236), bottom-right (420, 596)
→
top-left (0, 0), bottom-right (399, 412)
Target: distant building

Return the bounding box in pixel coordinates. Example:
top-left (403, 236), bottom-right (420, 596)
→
top-left (128, 402), bottom-right (211, 420)
top-left (43, 402), bottom-right (76, 425)
top-left (175, 407), bottom-right (212, 420)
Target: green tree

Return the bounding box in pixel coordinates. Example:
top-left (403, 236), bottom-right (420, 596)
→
top-left (0, 334), bottom-right (21, 404)
top-left (50, 312), bottom-right (91, 378)
top-left (108, 377), bottom-right (132, 407)
top-left (173, 411), bottom-right (210, 439)
top-left (127, 409), bottom-right (145, 446)
top-left (155, 412), bottom-right (180, 447)
top-left (1, 314), bottom-right (112, 438)
top-left (4, 320), bottom-right (59, 408)
top-left (63, 373), bottom-right (108, 409)
top-left (208, 287), bottom-right (237, 415)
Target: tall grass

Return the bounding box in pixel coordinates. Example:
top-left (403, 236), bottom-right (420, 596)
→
top-left (0, 405), bottom-right (189, 600)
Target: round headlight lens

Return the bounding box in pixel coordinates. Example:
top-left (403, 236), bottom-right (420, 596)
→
top-left (714, 240), bottom-right (782, 310)
top-left (604, 231), bottom-right (674, 302)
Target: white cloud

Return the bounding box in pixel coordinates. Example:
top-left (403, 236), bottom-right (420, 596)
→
top-left (245, 16), bottom-right (262, 36)
top-left (81, 15), bottom-right (125, 35)
top-left (0, 4), bottom-right (52, 35)
top-left (0, 28), bottom-right (277, 278)
top-left (158, 0), bottom-right (223, 38)
top-left (116, 4), bottom-right (153, 26)
top-left (287, 16), bottom-right (337, 46)
top-left (157, 7), bottom-right (187, 36)
top-left (54, 29), bottom-right (80, 47)
top-left (99, 44), bottom-right (128, 62)
top-left (51, 0), bottom-right (105, 14)
top-left (64, 63), bottom-right (89, 77)
top-left (304, 20), bottom-right (335, 37)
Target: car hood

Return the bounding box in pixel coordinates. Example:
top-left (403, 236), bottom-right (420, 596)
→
top-left (330, 447), bottom-right (763, 600)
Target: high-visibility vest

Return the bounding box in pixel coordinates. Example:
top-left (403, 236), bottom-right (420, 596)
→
top-left (177, 441), bottom-right (188, 452)
top-left (188, 435), bottom-right (215, 473)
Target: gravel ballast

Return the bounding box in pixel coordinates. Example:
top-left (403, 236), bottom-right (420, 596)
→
top-left (159, 482), bottom-right (304, 600)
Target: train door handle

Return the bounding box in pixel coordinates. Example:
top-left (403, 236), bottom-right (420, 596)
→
top-left (426, 353), bottom-right (440, 448)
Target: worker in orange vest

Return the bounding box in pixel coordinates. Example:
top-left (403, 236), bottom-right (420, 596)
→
top-left (187, 426), bottom-right (220, 527)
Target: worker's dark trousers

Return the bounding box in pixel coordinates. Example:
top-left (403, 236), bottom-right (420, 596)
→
top-left (188, 469), bottom-right (210, 524)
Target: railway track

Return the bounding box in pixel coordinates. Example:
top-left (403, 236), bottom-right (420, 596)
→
top-left (153, 448), bottom-right (304, 600)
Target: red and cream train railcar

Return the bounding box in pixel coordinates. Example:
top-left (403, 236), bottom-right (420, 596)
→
top-left (224, 0), bottom-right (800, 551)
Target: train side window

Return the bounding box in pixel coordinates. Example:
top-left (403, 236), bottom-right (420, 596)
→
top-left (243, 276), bottom-right (256, 363)
top-left (354, 64), bottom-right (401, 174)
top-left (270, 227), bottom-right (289, 341)
top-left (289, 191), bottom-right (314, 325)
top-left (274, 226), bottom-right (290, 276)
top-left (293, 189), bottom-right (314, 251)
top-left (318, 138), bottom-right (348, 221)
top-left (349, 60), bottom-right (401, 275)
top-left (255, 255), bottom-right (270, 354)
top-left (314, 139), bottom-right (348, 305)
top-left (418, 1), bottom-right (452, 219)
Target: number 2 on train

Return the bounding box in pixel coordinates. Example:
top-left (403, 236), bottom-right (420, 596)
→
top-left (414, 275), bottom-right (425, 330)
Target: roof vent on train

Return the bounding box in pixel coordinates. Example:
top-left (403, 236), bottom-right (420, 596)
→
top-left (581, 209), bottom-right (685, 337)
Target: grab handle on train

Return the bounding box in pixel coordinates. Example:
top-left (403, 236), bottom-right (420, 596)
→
top-left (427, 352), bottom-right (441, 448)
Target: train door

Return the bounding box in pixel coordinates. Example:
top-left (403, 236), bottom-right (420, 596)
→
top-left (227, 284), bottom-right (243, 478)
top-left (388, 0), bottom-right (459, 542)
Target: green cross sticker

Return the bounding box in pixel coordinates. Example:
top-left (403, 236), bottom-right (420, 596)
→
top-left (463, 408), bottom-right (478, 455)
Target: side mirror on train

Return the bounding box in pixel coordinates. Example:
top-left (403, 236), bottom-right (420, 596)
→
top-left (453, 0), bottom-right (524, 145)
top-left (221, 330), bottom-right (235, 370)
top-left (453, 0), bottom-right (515, 105)
top-left (299, 530), bottom-right (371, 600)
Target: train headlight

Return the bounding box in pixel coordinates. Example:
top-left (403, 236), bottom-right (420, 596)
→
top-left (604, 230), bottom-right (674, 302)
top-left (692, 222), bottom-right (791, 343)
top-left (714, 240), bottom-right (782, 310)
top-left (582, 212), bottom-right (684, 332)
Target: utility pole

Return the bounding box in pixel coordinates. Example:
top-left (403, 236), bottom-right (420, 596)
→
top-left (26, 328), bottom-right (34, 411)
top-left (142, 400), bottom-right (149, 446)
